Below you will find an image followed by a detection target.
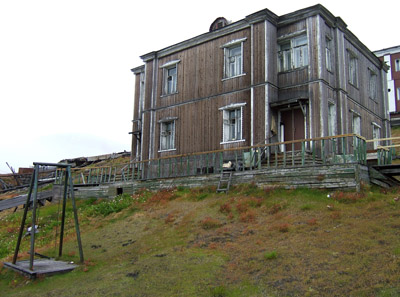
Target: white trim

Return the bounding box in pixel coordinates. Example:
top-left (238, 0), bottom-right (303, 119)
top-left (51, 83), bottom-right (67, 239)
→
top-left (221, 73), bottom-right (246, 81)
top-left (158, 148), bottom-right (177, 153)
top-left (158, 116), bottom-right (178, 123)
top-left (219, 102), bottom-right (246, 110)
top-left (220, 139), bottom-right (246, 145)
top-left (220, 37), bottom-right (247, 48)
top-left (349, 108), bottom-right (361, 117)
top-left (160, 60), bottom-right (180, 68)
top-left (372, 122), bottom-right (381, 128)
top-left (277, 29), bottom-right (307, 42)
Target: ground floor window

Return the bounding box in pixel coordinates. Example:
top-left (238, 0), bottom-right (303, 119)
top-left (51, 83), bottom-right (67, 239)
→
top-left (372, 123), bottom-right (381, 150)
top-left (328, 102), bottom-right (336, 136)
top-left (219, 103), bottom-right (246, 143)
top-left (160, 121), bottom-right (175, 151)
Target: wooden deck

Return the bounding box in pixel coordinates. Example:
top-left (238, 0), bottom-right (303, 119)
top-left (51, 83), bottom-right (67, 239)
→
top-left (3, 259), bottom-right (77, 279)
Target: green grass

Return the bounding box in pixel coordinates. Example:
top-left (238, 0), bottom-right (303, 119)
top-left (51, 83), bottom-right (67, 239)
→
top-left (1, 184), bottom-right (400, 296)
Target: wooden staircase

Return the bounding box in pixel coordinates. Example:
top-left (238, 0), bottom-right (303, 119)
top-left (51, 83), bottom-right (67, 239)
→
top-left (217, 171), bottom-right (233, 193)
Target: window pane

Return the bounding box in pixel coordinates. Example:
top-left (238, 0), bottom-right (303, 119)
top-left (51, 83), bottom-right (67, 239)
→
top-left (278, 36), bottom-right (308, 71)
top-left (223, 108), bottom-right (242, 141)
top-left (160, 121), bottom-right (174, 150)
top-left (167, 67), bottom-right (177, 94)
top-left (226, 45), bottom-right (242, 77)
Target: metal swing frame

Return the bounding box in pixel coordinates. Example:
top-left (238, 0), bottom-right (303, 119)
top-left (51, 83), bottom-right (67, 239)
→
top-left (11, 162), bottom-right (84, 271)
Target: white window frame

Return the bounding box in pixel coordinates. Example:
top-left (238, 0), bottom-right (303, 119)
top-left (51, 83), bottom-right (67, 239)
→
top-left (326, 37), bottom-right (333, 72)
top-left (368, 69), bottom-right (377, 100)
top-left (159, 118), bottom-right (177, 152)
top-left (160, 60), bottom-right (180, 96)
top-left (219, 103), bottom-right (246, 144)
top-left (397, 87), bottom-right (400, 101)
top-left (352, 113), bottom-right (361, 136)
top-left (278, 34), bottom-right (309, 72)
top-left (372, 122), bottom-right (381, 150)
top-left (348, 50), bottom-right (358, 87)
top-left (328, 102), bottom-right (336, 136)
top-left (395, 59), bottom-right (400, 72)
top-left (221, 38), bottom-right (247, 79)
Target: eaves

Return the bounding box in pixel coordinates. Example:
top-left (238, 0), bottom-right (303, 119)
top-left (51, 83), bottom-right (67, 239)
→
top-left (140, 10), bottom-right (278, 62)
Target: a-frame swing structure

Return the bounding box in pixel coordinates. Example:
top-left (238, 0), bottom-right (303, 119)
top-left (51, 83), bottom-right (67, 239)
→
top-left (4, 162), bottom-right (84, 278)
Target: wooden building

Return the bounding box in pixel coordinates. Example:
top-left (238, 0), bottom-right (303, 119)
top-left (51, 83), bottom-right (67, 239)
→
top-left (130, 4), bottom-right (390, 164)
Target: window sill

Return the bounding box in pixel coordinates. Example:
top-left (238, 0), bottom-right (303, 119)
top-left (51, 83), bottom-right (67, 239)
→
top-left (278, 66), bottom-right (308, 74)
top-left (161, 92), bottom-right (178, 98)
top-left (158, 148), bottom-right (177, 153)
top-left (220, 139), bottom-right (246, 145)
top-left (222, 73), bottom-right (246, 81)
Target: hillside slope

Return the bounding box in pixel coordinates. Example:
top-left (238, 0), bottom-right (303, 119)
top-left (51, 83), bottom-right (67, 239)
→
top-left (1, 185), bottom-right (400, 296)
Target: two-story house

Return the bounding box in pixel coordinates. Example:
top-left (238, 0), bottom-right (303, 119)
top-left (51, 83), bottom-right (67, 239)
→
top-left (131, 4), bottom-right (390, 164)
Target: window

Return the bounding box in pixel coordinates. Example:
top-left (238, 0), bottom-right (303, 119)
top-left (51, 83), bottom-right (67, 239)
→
top-left (372, 123), bottom-right (381, 150)
top-left (397, 87), bottom-right (400, 101)
top-left (395, 59), bottom-right (400, 72)
top-left (369, 69), bottom-right (377, 100)
top-left (219, 103), bottom-right (245, 143)
top-left (326, 37), bottom-right (333, 72)
top-left (348, 51), bottom-right (358, 86)
top-left (328, 103), bottom-right (336, 136)
top-left (222, 38), bottom-right (246, 78)
top-left (352, 114), bottom-right (361, 136)
top-left (278, 34), bottom-right (309, 72)
top-left (160, 120), bottom-right (175, 151)
top-left (226, 45), bottom-right (242, 77)
top-left (161, 60), bottom-right (180, 95)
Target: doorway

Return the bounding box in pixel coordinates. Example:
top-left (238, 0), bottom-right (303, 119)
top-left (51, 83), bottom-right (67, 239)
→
top-left (280, 108), bottom-right (305, 151)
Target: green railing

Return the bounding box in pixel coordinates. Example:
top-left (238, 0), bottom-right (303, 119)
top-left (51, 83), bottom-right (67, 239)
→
top-left (55, 134), bottom-right (374, 185)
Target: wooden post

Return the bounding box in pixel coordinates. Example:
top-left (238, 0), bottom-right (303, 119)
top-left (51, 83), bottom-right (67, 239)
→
top-left (342, 137), bottom-right (346, 163)
top-left (291, 143), bottom-right (295, 166)
top-left (312, 140), bottom-right (316, 165)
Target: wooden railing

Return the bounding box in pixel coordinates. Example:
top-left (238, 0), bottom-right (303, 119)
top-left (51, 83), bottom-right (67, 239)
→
top-left (366, 136), bottom-right (399, 165)
top-left (54, 134), bottom-right (379, 185)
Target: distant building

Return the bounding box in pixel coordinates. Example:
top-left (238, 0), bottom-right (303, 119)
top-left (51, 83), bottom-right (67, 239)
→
top-left (374, 45), bottom-right (400, 125)
top-left (131, 4), bottom-right (390, 162)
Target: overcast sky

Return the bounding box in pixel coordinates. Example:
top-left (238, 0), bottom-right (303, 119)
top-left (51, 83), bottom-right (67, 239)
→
top-left (1, 0), bottom-right (399, 173)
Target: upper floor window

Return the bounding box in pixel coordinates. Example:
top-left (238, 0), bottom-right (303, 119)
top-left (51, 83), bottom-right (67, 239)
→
top-left (161, 60), bottom-right (180, 95)
top-left (395, 59), bottom-right (400, 72)
top-left (397, 87), bottom-right (400, 101)
top-left (278, 35), bottom-right (309, 72)
top-left (369, 69), bottom-right (377, 100)
top-left (348, 51), bottom-right (358, 87)
top-left (222, 38), bottom-right (247, 79)
top-left (159, 119), bottom-right (176, 151)
top-left (326, 37), bottom-right (333, 72)
top-left (219, 103), bottom-right (246, 143)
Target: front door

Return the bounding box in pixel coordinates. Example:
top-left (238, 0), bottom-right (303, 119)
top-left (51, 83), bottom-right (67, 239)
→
top-left (280, 108), bottom-right (305, 151)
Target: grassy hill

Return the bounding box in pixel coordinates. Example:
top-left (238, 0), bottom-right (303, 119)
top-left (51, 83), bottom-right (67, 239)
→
top-left (1, 184), bottom-right (400, 296)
